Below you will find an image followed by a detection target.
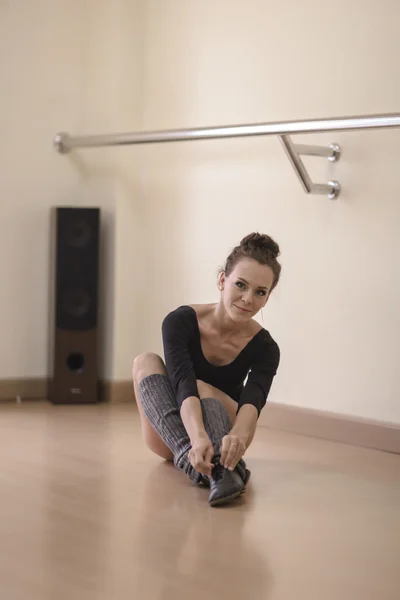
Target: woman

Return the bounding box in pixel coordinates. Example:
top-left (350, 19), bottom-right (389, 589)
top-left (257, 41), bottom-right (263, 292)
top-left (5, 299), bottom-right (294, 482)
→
top-left (132, 232), bottom-right (281, 506)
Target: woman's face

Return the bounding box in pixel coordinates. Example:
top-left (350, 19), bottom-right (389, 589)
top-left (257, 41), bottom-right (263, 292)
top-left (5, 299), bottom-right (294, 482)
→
top-left (219, 258), bottom-right (274, 322)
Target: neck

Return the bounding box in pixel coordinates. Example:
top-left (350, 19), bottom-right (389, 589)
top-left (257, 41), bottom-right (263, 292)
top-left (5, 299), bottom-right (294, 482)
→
top-left (211, 301), bottom-right (243, 335)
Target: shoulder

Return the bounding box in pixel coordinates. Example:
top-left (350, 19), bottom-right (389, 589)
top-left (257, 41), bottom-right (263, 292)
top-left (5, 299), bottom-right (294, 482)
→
top-left (256, 328), bottom-right (280, 355)
top-left (252, 328), bottom-right (280, 371)
top-left (188, 303), bottom-right (215, 319)
top-left (162, 305), bottom-right (197, 334)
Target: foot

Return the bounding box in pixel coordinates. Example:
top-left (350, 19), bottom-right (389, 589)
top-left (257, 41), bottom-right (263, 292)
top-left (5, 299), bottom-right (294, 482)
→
top-left (235, 460), bottom-right (251, 489)
top-left (208, 460), bottom-right (245, 507)
top-left (199, 460), bottom-right (251, 493)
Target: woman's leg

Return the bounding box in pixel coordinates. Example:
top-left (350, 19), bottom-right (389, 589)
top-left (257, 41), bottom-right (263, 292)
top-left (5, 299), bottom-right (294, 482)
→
top-left (196, 380), bottom-right (251, 491)
top-left (196, 380), bottom-right (237, 423)
top-left (132, 352), bottom-right (173, 460)
top-left (133, 353), bottom-right (204, 484)
top-left (196, 380), bottom-right (256, 447)
top-left (133, 356), bottom-right (249, 501)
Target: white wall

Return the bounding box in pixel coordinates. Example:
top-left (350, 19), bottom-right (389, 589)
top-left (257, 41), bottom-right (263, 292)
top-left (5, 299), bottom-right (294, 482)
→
top-left (115, 0), bottom-right (400, 424)
top-left (0, 1), bottom-right (94, 378)
top-left (0, 0), bottom-right (140, 382)
top-left (111, 1), bottom-right (144, 380)
top-left (3, 1), bottom-right (399, 424)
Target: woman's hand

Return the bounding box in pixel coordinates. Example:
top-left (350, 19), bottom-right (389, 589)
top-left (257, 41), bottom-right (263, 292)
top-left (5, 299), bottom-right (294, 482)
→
top-left (220, 434), bottom-right (247, 471)
top-left (221, 405), bottom-right (258, 470)
top-left (189, 433), bottom-right (215, 477)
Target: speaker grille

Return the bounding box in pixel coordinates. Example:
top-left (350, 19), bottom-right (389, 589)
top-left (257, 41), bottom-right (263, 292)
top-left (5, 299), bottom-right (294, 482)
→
top-left (55, 207), bottom-right (100, 331)
top-left (64, 219), bottom-right (92, 248)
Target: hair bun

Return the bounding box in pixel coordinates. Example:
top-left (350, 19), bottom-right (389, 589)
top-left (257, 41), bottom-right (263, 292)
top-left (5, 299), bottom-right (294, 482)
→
top-left (240, 232), bottom-right (280, 259)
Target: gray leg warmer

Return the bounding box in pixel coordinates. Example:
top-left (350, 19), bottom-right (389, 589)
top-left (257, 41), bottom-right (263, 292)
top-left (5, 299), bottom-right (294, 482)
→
top-left (138, 374), bottom-right (249, 486)
top-left (138, 374), bottom-right (202, 484)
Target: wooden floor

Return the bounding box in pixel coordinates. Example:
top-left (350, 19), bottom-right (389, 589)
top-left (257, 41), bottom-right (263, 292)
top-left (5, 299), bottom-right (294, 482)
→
top-left (1, 402), bottom-right (399, 600)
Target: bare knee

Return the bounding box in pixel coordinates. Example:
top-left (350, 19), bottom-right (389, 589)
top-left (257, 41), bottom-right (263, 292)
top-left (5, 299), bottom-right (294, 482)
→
top-left (143, 432), bottom-right (174, 461)
top-left (196, 379), bottom-right (213, 398)
top-left (133, 352), bottom-right (166, 384)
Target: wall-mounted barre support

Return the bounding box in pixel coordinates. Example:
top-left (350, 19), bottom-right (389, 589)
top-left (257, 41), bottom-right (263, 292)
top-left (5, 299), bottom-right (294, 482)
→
top-left (53, 113), bottom-right (400, 200)
top-left (279, 136), bottom-right (341, 199)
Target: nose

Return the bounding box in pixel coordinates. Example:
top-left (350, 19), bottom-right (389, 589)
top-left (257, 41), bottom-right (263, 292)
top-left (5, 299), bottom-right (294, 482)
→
top-left (241, 290), bottom-right (252, 305)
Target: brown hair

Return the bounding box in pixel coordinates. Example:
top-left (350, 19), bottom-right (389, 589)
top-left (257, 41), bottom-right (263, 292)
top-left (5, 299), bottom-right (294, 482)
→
top-left (223, 232), bottom-right (282, 292)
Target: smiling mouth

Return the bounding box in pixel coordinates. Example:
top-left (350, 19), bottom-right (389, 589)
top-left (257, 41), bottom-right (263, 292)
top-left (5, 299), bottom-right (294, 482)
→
top-left (234, 305), bottom-right (251, 313)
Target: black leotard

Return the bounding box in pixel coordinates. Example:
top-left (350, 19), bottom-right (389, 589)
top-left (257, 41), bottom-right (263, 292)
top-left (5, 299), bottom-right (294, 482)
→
top-left (162, 305), bottom-right (280, 416)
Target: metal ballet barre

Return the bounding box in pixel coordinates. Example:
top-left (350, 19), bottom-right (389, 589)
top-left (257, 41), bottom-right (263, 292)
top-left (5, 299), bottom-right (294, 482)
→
top-left (54, 113), bottom-right (400, 199)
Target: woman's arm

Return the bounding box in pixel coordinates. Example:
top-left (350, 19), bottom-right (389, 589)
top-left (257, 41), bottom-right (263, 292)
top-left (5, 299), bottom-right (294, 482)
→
top-left (220, 404), bottom-right (258, 470)
top-left (180, 396), bottom-right (207, 439)
top-left (181, 396), bottom-right (214, 475)
top-left (221, 336), bottom-right (280, 470)
top-left (162, 307), bottom-right (201, 407)
top-left (161, 309), bottom-right (208, 439)
top-left (162, 308), bottom-right (214, 475)
top-left (231, 404), bottom-right (258, 447)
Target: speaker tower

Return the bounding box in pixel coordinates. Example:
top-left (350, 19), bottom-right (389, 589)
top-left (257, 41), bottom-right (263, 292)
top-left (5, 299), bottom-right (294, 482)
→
top-left (50, 207), bottom-right (100, 404)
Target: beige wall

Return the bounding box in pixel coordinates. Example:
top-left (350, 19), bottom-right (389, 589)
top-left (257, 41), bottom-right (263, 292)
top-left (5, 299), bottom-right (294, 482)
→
top-left (121, 0), bottom-right (399, 425)
top-left (1, 1), bottom-right (94, 378)
top-left (0, 1), bottom-right (140, 381)
top-left (2, 1), bottom-right (399, 424)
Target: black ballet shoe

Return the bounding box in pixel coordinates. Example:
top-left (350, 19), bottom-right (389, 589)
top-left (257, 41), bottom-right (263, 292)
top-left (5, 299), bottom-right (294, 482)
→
top-left (198, 460), bottom-right (250, 492)
top-left (208, 460), bottom-right (245, 507)
top-left (197, 474), bottom-right (210, 487)
top-left (235, 459), bottom-right (251, 490)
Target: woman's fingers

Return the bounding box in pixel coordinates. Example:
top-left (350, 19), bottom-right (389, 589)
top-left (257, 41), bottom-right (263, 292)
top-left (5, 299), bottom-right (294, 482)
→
top-left (191, 435), bottom-right (245, 475)
top-left (196, 451), bottom-right (213, 476)
top-left (205, 445), bottom-right (215, 469)
top-left (224, 443), bottom-right (240, 470)
top-left (221, 435), bottom-right (246, 471)
top-left (191, 452), bottom-right (208, 474)
top-left (226, 446), bottom-right (243, 471)
top-left (220, 436), bottom-right (230, 467)
top-left (189, 439), bottom-right (214, 476)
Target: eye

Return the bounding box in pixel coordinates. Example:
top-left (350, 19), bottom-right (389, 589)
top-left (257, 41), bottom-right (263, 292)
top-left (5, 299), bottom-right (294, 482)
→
top-left (256, 290), bottom-right (267, 297)
top-left (236, 281), bottom-right (245, 289)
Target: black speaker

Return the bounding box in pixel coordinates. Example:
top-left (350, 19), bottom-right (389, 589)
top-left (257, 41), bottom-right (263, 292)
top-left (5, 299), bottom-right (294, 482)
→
top-left (49, 207), bottom-right (100, 404)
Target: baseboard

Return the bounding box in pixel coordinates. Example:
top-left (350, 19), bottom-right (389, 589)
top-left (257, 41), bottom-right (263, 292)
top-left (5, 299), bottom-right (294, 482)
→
top-left (1, 378), bottom-right (398, 454)
top-left (0, 378), bottom-right (50, 401)
top-left (0, 378), bottom-right (134, 404)
top-left (262, 402), bottom-right (400, 454)
top-left (99, 380), bottom-right (134, 403)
